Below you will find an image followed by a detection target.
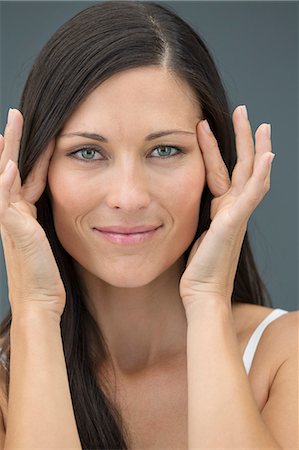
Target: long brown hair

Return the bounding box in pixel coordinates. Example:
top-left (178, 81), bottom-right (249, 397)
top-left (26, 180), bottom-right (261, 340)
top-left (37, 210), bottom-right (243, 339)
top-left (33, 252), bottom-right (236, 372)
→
top-left (0, 2), bottom-right (272, 447)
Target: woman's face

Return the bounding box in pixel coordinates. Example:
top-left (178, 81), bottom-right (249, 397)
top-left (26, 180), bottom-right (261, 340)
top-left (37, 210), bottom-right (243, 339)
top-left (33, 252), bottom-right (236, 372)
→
top-left (47, 66), bottom-right (206, 287)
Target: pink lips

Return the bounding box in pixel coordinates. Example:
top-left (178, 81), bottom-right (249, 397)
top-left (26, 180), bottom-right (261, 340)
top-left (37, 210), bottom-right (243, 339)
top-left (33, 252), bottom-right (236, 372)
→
top-left (93, 225), bottom-right (162, 245)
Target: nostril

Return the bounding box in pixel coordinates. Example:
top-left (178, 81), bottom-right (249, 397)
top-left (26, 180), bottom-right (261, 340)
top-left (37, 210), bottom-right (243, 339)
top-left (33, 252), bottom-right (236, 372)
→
top-left (106, 185), bottom-right (151, 211)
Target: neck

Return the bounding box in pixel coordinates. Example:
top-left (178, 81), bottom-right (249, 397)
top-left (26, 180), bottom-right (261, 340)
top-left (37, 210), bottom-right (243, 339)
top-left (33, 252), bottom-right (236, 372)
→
top-left (75, 257), bottom-right (188, 378)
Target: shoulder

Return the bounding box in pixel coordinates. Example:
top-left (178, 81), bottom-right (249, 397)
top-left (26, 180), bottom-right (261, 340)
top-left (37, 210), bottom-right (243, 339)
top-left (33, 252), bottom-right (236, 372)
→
top-left (232, 301), bottom-right (291, 333)
top-left (255, 306), bottom-right (298, 369)
top-left (232, 302), bottom-right (279, 344)
top-left (238, 302), bottom-right (297, 355)
top-left (233, 302), bottom-right (298, 381)
top-left (256, 309), bottom-right (298, 448)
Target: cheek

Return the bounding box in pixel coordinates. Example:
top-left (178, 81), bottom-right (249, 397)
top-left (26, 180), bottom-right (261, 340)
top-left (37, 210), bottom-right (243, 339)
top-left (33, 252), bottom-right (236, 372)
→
top-left (166, 165), bottom-right (206, 232)
top-left (148, 162), bottom-right (206, 273)
top-left (47, 162), bottom-right (97, 215)
top-left (46, 164), bottom-right (93, 243)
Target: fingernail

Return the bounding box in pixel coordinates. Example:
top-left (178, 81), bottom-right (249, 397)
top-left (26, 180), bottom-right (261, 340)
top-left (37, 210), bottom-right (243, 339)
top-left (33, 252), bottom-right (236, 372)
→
top-left (7, 108), bottom-right (15, 124)
top-left (240, 105), bottom-right (248, 119)
top-left (202, 119), bottom-right (212, 134)
top-left (268, 153), bottom-right (275, 165)
top-left (266, 123), bottom-right (271, 139)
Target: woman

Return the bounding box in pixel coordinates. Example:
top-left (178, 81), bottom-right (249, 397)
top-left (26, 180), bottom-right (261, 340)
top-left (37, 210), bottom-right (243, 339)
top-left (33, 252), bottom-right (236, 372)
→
top-left (0, 1), bottom-right (297, 448)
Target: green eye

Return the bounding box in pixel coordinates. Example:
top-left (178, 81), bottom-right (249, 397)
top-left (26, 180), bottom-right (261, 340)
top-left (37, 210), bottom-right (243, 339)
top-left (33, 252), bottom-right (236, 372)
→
top-left (79, 149), bottom-right (96, 159)
top-left (68, 144), bottom-right (184, 163)
top-left (69, 147), bottom-right (103, 162)
top-left (150, 146), bottom-right (182, 158)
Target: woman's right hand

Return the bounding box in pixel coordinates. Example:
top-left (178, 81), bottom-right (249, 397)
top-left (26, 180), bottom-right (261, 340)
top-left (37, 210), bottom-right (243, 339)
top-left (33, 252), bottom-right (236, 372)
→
top-left (0, 108), bottom-right (66, 320)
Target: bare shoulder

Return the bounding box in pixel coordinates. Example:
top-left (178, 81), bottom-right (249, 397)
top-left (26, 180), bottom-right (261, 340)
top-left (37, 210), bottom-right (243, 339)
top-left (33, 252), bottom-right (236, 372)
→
top-left (233, 301), bottom-right (296, 342)
top-left (233, 302), bottom-right (298, 380)
top-left (235, 301), bottom-right (296, 334)
top-left (254, 305), bottom-right (298, 363)
top-left (232, 302), bottom-right (280, 342)
top-left (240, 305), bottom-right (299, 448)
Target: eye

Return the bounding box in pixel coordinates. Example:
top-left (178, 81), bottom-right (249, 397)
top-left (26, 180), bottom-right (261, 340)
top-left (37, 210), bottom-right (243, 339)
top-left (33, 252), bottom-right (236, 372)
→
top-left (67, 144), bottom-right (184, 163)
top-left (149, 145), bottom-right (183, 159)
top-left (67, 146), bottom-right (104, 162)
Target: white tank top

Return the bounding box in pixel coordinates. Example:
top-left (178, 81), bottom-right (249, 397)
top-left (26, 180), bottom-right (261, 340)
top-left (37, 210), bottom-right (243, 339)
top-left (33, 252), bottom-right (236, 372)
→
top-left (242, 308), bottom-right (288, 374)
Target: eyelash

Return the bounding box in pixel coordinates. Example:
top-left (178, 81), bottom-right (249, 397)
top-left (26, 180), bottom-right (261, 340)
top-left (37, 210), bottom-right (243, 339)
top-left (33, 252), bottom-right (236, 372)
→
top-left (67, 145), bottom-right (185, 163)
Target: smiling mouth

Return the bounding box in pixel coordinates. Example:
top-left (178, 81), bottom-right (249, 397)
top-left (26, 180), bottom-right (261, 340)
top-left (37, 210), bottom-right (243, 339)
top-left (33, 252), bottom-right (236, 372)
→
top-left (93, 225), bottom-right (162, 245)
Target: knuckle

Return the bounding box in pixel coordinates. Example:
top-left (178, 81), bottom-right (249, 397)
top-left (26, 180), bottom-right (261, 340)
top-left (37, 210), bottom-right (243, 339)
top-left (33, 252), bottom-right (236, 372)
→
top-left (248, 190), bottom-right (262, 207)
top-left (213, 171), bottom-right (230, 193)
top-left (217, 164), bottom-right (230, 183)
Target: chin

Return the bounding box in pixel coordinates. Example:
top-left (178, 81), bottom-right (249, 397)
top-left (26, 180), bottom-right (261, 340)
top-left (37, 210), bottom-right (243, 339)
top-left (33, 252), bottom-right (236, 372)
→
top-left (72, 256), bottom-right (162, 288)
top-left (96, 269), bottom-right (161, 289)
top-left (107, 279), bottom-right (152, 289)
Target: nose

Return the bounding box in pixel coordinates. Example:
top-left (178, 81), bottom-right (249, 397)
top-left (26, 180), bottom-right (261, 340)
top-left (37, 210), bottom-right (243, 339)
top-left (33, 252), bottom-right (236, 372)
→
top-left (105, 163), bottom-right (151, 211)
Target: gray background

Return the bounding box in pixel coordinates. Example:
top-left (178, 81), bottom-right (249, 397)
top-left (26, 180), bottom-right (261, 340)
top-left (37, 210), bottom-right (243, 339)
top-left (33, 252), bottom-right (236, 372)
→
top-left (0, 1), bottom-right (298, 318)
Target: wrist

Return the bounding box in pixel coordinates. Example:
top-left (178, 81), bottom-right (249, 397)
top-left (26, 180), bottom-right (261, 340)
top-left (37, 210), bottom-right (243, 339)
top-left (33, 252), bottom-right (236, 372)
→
top-left (11, 311), bottom-right (62, 350)
top-left (184, 295), bottom-right (232, 323)
top-left (11, 306), bottom-right (62, 327)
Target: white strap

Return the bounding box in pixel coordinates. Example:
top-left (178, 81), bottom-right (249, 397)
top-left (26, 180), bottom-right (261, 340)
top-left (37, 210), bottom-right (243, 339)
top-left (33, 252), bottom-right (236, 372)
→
top-left (243, 308), bottom-right (288, 374)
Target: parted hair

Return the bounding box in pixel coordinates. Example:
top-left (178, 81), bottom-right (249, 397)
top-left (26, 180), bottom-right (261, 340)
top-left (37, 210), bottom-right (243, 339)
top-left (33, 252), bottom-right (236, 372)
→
top-left (0, 2), bottom-right (273, 448)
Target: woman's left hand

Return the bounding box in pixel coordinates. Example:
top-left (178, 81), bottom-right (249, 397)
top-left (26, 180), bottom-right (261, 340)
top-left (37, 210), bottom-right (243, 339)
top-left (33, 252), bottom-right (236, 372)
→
top-left (179, 105), bottom-right (274, 311)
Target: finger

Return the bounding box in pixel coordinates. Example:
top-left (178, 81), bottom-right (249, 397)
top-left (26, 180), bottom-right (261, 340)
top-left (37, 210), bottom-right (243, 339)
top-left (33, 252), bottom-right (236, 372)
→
top-left (231, 151), bottom-right (274, 223)
top-left (255, 123), bottom-right (272, 191)
top-left (0, 134), bottom-right (4, 159)
top-left (196, 119), bottom-right (231, 197)
top-left (230, 105), bottom-right (255, 195)
top-left (0, 109), bottom-right (23, 203)
top-left (0, 159), bottom-right (20, 230)
top-left (0, 157), bottom-right (43, 243)
top-left (255, 123), bottom-right (272, 154)
top-left (21, 139), bottom-right (56, 204)
top-left (0, 109), bottom-right (23, 173)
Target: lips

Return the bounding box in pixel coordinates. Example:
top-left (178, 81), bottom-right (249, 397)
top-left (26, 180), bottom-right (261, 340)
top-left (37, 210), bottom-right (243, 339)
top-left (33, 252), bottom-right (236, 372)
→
top-left (92, 224), bottom-right (162, 245)
top-left (93, 225), bottom-right (161, 234)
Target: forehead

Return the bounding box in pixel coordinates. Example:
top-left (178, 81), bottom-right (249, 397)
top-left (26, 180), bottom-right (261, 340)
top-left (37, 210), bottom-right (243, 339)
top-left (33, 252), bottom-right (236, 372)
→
top-left (61, 66), bottom-right (202, 135)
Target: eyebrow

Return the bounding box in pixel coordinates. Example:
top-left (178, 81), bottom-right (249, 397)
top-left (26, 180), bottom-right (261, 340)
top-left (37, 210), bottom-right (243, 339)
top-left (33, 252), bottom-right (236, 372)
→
top-left (58, 129), bottom-right (196, 142)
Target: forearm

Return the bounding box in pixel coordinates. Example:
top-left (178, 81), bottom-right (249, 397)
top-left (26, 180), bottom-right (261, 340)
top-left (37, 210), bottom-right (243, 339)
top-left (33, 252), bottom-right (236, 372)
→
top-left (186, 300), bottom-right (281, 449)
top-left (4, 310), bottom-right (82, 449)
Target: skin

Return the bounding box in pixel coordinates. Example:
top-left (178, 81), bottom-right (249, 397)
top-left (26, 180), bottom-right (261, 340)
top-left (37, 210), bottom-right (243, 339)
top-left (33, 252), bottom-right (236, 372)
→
top-left (2, 65), bottom-right (297, 450)
top-left (47, 66), bottom-right (206, 376)
top-left (0, 66), bottom-right (273, 380)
